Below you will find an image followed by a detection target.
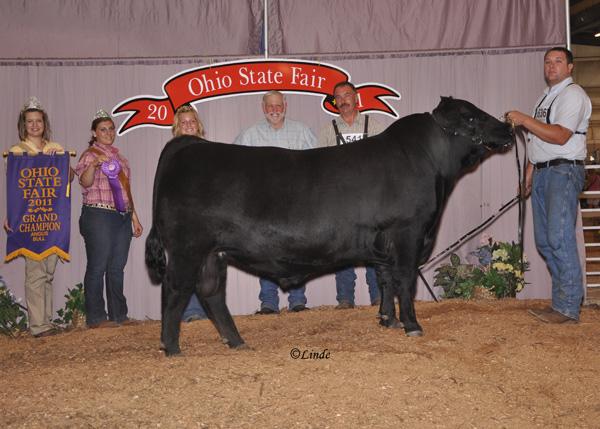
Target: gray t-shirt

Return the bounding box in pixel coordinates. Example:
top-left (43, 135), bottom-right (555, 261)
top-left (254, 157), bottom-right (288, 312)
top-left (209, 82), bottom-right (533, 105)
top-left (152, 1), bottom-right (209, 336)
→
top-left (318, 112), bottom-right (386, 147)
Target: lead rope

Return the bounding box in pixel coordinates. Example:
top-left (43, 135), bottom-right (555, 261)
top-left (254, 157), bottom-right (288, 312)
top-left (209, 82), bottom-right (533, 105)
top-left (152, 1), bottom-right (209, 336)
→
top-left (514, 125), bottom-right (527, 282)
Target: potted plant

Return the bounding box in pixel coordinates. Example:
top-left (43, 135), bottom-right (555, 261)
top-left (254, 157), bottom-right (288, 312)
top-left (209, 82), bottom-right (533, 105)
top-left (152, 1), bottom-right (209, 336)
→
top-left (54, 283), bottom-right (86, 329)
top-left (0, 276), bottom-right (28, 338)
top-left (434, 236), bottom-right (529, 299)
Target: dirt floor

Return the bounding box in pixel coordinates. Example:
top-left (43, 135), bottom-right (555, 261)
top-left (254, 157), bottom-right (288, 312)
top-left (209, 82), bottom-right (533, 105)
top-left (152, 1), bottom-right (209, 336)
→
top-left (1, 299), bottom-right (599, 429)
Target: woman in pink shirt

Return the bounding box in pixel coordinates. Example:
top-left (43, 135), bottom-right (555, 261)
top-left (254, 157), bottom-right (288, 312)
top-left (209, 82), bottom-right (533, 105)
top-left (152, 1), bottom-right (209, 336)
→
top-left (75, 110), bottom-right (142, 329)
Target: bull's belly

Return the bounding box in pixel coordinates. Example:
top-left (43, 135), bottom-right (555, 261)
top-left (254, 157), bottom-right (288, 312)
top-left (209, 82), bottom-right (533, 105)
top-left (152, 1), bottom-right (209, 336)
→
top-left (223, 241), bottom-right (376, 282)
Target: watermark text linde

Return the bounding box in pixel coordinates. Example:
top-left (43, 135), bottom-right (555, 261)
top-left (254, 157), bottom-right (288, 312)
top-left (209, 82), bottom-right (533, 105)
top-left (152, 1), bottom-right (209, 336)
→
top-left (289, 348), bottom-right (331, 360)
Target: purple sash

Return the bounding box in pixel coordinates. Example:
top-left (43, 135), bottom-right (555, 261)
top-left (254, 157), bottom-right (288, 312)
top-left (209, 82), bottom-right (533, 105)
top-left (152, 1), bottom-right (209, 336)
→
top-left (101, 159), bottom-right (127, 212)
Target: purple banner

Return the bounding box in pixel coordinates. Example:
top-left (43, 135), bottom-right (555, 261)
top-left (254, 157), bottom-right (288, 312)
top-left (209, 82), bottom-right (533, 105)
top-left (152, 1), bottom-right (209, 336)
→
top-left (5, 153), bottom-right (71, 262)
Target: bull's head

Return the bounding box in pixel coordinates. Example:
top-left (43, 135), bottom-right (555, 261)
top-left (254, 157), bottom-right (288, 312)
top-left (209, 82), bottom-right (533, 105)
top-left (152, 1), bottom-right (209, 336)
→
top-left (432, 97), bottom-right (514, 153)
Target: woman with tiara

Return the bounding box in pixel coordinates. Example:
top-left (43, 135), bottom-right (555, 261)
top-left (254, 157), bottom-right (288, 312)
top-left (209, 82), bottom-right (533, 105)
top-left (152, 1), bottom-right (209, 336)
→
top-left (75, 109), bottom-right (143, 328)
top-left (4, 97), bottom-right (66, 337)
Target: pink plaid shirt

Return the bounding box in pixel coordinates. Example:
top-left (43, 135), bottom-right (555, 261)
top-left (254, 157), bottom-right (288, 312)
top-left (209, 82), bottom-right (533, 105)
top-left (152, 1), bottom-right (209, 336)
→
top-left (75, 143), bottom-right (131, 209)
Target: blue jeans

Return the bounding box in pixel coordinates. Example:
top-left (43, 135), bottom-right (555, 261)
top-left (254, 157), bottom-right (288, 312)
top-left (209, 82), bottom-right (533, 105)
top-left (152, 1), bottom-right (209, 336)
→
top-left (182, 294), bottom-right (208, 320)
top-left (532, 164), bottom-right (585, 320)
top-left (259, 278), bottom-right (307, 312)
top-left (335, 266), bottom-right (380, 305)
top-left (79, 206), bottom-right (132, 325)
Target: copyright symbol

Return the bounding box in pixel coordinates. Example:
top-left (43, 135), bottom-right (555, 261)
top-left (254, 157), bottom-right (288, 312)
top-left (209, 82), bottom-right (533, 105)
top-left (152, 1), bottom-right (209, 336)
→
top-left (290, 348), bottom-right (301, 359)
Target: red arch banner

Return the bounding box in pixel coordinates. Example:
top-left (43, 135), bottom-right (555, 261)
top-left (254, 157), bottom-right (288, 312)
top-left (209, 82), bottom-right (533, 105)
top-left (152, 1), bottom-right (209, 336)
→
top-left (113, 59), bottom-right (401, 135)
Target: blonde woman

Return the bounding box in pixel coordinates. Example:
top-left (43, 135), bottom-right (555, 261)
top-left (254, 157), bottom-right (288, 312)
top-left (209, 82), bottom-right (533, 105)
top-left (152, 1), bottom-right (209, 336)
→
top-left (3, 97), bottom-right (65, 337)
top-left (172, 104), bottom-right (204, 138)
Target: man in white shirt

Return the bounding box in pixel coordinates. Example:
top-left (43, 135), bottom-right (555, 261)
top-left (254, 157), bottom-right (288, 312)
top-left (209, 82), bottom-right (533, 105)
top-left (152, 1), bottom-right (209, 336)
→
top-left (506, 47), bottom-right (592, 324)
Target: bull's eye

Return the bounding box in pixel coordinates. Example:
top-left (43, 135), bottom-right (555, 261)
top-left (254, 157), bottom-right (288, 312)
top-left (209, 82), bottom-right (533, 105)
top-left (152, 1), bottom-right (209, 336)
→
top-left (469, 117), bottom-right (474, 122)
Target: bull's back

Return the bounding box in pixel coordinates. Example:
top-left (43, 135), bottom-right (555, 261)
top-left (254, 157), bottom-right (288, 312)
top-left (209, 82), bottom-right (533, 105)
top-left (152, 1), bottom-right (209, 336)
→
top-left (153, 116), bottom-right (451, 255)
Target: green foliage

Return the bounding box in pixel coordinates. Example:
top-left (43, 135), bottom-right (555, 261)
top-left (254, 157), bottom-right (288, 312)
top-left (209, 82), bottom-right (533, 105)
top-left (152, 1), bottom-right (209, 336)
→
top-left (0, 276), bottom-right (28, 337)
top-left (433, 253), bottom-right (478, 299)
top-left (53, 283), bottom-right (86, 327)
top-left (434, 238), bottom-right (529, 300)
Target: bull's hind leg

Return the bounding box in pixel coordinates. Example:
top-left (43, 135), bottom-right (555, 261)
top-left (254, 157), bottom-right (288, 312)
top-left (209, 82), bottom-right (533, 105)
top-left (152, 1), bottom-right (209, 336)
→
top-left (199, 252), bottom-right (245, 349)
top-left (160, 254), bottom-right (202, 356)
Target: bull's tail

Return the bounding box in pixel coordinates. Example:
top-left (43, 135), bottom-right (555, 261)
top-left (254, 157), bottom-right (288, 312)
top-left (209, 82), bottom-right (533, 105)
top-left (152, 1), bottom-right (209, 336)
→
top-left (145, 226), bottom-right (166, 284)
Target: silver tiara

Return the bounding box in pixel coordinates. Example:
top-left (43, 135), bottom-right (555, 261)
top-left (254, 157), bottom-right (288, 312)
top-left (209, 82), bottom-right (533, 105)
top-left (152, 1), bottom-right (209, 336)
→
top-left (93, 109), bottom-right (111, 120)
top-left (22, 96), bottom-right (44, 112)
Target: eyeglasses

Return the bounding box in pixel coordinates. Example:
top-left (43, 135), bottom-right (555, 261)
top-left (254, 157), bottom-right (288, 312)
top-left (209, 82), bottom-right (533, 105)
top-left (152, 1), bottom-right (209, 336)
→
top-left (333, 92), bottom-right (355, 101)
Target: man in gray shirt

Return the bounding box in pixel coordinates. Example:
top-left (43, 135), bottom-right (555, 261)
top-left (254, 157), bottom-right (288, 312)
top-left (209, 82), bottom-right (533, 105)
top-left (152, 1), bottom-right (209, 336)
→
top-left (235, 91), bottom-right (316, 150)
top-left (234, 90), bottom-right (317, 314)
top-left (318, 81), bottom-right (385, 309)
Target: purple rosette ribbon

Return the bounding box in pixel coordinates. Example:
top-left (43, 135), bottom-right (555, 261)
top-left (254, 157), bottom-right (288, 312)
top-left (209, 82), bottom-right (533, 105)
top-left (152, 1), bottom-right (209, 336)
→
top-left (101, 159), bottom-right (127, 212)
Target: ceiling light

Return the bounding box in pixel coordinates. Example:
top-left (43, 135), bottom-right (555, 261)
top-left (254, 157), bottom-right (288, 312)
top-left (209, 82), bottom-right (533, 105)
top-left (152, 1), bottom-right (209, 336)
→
top-left (595, 32), bottom-right (600, 38)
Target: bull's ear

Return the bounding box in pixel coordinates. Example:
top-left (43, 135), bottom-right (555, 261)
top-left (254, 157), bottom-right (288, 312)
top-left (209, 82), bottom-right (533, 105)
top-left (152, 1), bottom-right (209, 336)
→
top-left (440, 96), bottom-right (453, 102)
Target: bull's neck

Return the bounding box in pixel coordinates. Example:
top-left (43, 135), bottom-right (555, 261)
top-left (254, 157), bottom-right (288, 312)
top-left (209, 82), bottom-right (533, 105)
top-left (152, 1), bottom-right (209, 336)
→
top-left (424, 114), bottom-right (471, 180)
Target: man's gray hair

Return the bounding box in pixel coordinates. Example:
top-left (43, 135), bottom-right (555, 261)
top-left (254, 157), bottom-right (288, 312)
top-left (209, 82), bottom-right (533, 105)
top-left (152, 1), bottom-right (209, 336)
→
top-left (262, 90), bottom-right (285, 104)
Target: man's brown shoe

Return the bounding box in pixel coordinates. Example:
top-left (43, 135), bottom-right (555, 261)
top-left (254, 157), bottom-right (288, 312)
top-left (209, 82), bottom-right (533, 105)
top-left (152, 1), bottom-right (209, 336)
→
top-left (119, 318), bottom-right (139, 326)
top-left (33, 327), bottom-right (60, 338)
top-left (88, 320), bottom-right (119, 329)
top-left (335, 301), bottom-right (355, 310)
top-left (527, 306), bottom-right (554, 318)
top-left (529, 308), bottom-right (577, 324)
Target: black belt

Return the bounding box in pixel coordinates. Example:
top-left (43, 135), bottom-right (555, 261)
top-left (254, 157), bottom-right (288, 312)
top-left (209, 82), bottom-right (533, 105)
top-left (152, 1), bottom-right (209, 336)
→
top-left (534, 159), bottom-right (584, 169)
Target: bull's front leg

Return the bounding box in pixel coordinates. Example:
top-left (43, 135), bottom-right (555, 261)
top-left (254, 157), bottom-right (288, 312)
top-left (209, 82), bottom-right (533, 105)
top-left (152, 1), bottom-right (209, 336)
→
top-left (375, 265), bottom-right (402, 328)
top-left (396, 266), bottom-right (423, 337)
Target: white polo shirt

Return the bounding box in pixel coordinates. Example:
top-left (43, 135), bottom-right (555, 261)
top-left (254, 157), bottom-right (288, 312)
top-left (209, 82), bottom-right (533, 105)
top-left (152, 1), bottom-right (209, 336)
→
top-left (527, 77), bottom-right (591, 163)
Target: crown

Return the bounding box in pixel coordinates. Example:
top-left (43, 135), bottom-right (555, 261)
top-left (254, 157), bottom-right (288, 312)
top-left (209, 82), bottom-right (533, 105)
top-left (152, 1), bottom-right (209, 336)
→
top-left (22, 96), bottom-right (44, 112)
top-left (93, 109), bottom-right (111, 121)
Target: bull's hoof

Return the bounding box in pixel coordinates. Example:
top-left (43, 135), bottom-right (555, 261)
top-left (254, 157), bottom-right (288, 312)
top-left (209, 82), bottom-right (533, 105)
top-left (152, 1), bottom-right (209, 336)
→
top-left (391, 320), bottom-right (405, 329)
top-left (160, 341), bottom-right (182, 356)
top-left (405, 329), bottom-right (423, 337)
top-left (378, 316), bottom-right (403, 329)
top-left (222, 337), bottom-right (247, 349)
top-left (234, 343), bottom-right (250, 350)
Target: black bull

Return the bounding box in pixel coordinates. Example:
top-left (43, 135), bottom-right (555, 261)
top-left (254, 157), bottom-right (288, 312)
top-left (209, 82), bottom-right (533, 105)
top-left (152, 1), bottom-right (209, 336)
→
top-left (146, 97), bottom-right (514, 355)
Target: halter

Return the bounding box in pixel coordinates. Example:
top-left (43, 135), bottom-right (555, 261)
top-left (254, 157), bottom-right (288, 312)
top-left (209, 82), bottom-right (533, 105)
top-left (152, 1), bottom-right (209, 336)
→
top-left (431, 111), bottom-right (489, 149)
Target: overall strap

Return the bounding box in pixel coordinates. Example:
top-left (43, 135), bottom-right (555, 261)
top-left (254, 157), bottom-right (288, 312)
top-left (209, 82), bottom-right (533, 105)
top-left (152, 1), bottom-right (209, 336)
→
top-left (363, 114), bottom-right (369, 138)
top-left (544, 83), bottom-right (586, 135)
top-left (332, 119), bottom-right (345, 145)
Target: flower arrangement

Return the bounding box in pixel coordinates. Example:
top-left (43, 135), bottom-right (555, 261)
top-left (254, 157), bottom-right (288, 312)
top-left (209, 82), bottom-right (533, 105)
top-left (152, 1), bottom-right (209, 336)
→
top-left (53, 283), bottom-right (86, 328)
top-left (0, 276), bottom-right (28, 337)
top-left (434, 235), bottom-right (529, 299)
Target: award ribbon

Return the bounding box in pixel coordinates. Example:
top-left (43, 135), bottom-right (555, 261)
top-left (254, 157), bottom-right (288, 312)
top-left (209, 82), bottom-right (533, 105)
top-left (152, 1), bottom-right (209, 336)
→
top-left (101, 159), bottom-right (127, 212)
